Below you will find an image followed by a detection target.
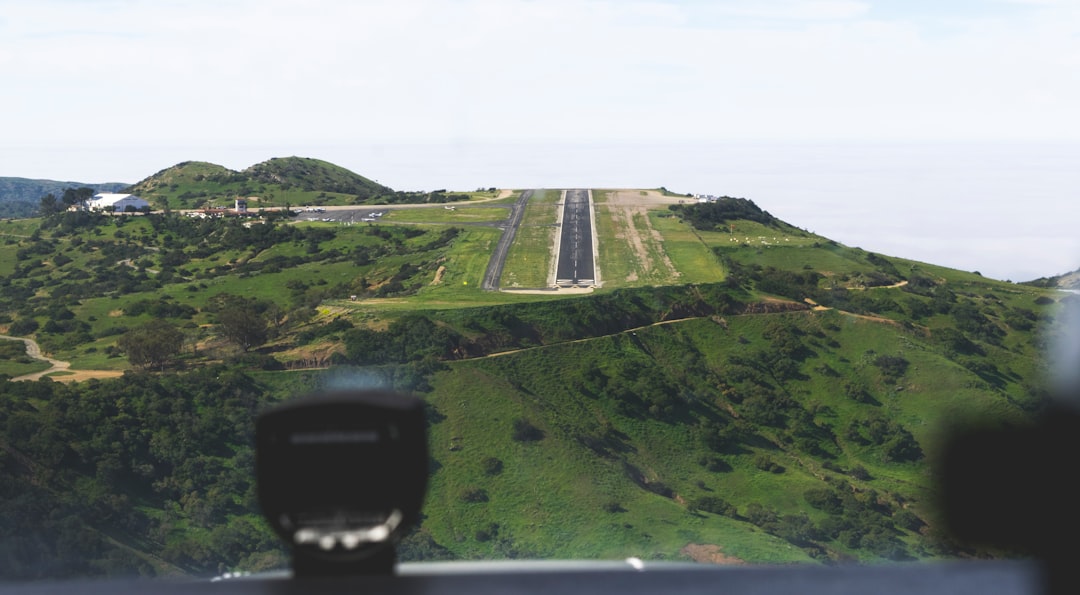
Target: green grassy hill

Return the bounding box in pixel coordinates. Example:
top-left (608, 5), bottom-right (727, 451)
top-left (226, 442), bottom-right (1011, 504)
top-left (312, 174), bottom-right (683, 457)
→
top-left (126, 157), bottom-right (394, 210)
top-left (244, 156), bottom-right (389, 198)
top-left (0, 182), bottom-right (1060, 578)
top-left (419, 303), bottom-right (1037, 563)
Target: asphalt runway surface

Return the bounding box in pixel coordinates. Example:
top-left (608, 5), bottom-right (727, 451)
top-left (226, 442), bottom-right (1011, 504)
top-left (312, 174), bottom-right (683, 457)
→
top-left (555, 189), bottom-right (595, 287)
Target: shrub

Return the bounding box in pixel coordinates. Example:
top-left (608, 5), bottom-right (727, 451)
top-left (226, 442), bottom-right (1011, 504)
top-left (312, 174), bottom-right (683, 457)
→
top-left (8, 318), bottom-right (39, 335)
top-left (893, 509), bottom-right (924, 532)
top-left (883, 432), bottom-right (923, 462)
top-left (804, 488), bottom-right (843, 514)
top-left (603, 500), bottom-right (625, 513)
top-left (775, 513), bottom-right (821, 546)
top-left (873, 354), bottom-right (909, 382)
top-left (481, 457), bottom-right (503, 476)
top-left (699, 457), bottom-right (732, 473)
top-left (843, 380), bottom-right (873, 404)
top-left (475, 523), bottom-right (499, 542)
top-left (849, 465), bottom-right (871, 480)
top-left (693, 496), bottom-right (735, 516)
top-left (745, 502), bottom-right (778, 527)
top-left (752, 454), bottom-right (785, 473)
top-left (460, 488), bottom-right (489, 503)
top-left (645, 481), bottom-right (674, 498)
top-left (511, 419), bottom-right (544, 442)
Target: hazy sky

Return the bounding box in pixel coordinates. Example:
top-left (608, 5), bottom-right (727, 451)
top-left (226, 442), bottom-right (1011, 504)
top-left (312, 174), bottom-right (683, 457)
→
top-left (4, 0), bottom-right (1080, 165)
top-left (2, 0), bottom-right (1079, 280)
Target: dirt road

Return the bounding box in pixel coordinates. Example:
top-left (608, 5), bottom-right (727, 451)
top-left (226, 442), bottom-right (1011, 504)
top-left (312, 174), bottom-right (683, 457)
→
top-left (0, 335), bottom-right (123, 382)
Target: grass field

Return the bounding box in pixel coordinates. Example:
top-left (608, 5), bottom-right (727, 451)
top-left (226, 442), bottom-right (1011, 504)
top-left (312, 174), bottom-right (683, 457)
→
top-left (648, 212), bottom-right (725, 284)
top-left (592, 190), bottom-right (680, 287)
top-left (501, 189), bottom-right (562, 289)
top-left (341, 226), bottom-right (569, 313)
top-left (592, 190), bottom-right (635, 286)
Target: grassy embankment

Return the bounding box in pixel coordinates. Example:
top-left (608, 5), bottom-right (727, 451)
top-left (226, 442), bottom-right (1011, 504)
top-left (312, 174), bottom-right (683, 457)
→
top-left (409, 298), bottom-right (1039, 562)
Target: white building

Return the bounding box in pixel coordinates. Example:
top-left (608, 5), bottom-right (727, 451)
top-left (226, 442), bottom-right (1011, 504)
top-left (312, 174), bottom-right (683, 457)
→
top-left (88, 193), bottom-right (150, 212)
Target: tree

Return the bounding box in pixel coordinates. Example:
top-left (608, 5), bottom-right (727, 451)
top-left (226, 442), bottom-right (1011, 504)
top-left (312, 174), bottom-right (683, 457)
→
top-left (117, 319), bottom-right (184, 370)
top-left (511, 418), bottom-right (544, 442)
top-left (217, 306), bottom-right (268, 351)
top-left (883, 431), bottom-right (923, 462)
top-left (38, 193), bottom-right (62, 216)
top-left (61, 187), bottom-right (94, 209)
top-left (873, 354), bottom-right (909, 383)
top-left (804, 488), bottom-right (843, 514)
top-left (8, 318), bottom-right (40, 335)
top-left (775, 513), bottom-right (821, 546)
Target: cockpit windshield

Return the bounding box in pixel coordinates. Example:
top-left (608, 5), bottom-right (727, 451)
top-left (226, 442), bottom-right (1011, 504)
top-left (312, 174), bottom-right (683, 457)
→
top-left (1, 2), bottom-right (1078, 592)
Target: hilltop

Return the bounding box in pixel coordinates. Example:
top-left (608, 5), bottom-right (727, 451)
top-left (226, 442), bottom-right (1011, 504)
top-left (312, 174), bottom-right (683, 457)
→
top-left (0, 181), bottom-right (1060, 578)
top-left (1025, 267), bottom-right (1080, 291)
top-left (127, 156), bottom-right (395, 210)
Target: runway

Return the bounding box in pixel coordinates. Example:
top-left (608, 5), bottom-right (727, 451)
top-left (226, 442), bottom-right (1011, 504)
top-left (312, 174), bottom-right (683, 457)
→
top-left (554, 189), bottom-right (596, 287)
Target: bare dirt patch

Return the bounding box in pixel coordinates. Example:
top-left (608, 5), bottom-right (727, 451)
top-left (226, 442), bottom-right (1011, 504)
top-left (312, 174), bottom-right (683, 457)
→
top-left (604, 190), bottom-right (679, 283)
top-left (47, 369), bottom-right (126, 383)
top-left (431, 265), bottom-right (447, 285)
top-left (604, 189), bottom-right (687, 207)
top-left (680, 544), bottom-right (746, 565)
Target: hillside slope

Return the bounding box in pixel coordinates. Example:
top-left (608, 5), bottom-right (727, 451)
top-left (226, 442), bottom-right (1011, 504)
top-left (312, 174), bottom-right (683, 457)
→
top-left (419, 302), bottom-right (1040, 563)
top-left (0, 186), bottom-right (1059, 578)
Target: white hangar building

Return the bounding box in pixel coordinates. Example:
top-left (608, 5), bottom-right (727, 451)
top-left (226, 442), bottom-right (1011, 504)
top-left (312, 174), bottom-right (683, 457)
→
top-left (88, 193), bottom-right (150, 212)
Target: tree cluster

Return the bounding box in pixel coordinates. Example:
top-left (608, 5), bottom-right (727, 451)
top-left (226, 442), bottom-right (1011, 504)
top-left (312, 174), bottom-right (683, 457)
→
top-left (117, 319), bottom-right (184, 370)
top-left (668, 197), bottom-right (780, 230)
top-left (0, 368), bottom-right (283, 579)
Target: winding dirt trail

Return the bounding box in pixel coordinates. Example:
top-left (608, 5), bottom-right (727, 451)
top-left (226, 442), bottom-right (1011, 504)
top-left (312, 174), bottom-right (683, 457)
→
top-left (0, 335), bottom-right (123, 382)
